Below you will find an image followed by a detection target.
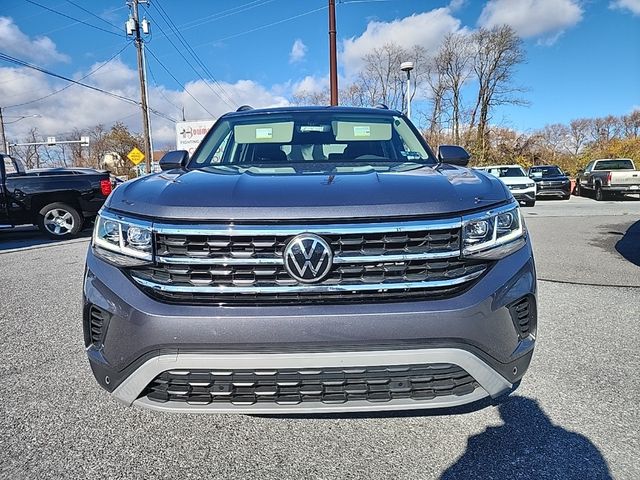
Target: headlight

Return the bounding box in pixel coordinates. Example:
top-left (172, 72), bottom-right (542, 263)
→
top-left (92, 211), bottom-right (153, 266)
top-left (526, 182), bottom-right (535, 188)
top-left (462, 203), bottom-right (525, 259)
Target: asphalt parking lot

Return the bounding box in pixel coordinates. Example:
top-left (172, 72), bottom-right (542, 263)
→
top-left (0, 195), bottom-right (638, 480)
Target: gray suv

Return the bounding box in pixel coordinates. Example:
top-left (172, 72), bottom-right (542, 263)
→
top-left (83, 106), bottom-right (536, 413)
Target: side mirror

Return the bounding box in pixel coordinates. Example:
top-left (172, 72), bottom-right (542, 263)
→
top-left (159, 150), bottom-right (189, 171)
top-left (437, 145), bottom-right (470, 166)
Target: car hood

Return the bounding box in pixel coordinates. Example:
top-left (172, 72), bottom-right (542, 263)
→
top-left (105, 164), bottom-right (510, 221)
top-left (534, 175), bottom-right (569, 182)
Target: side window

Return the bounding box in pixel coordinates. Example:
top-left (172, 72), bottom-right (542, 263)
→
top-left (584, 162), bottom-right (594, 173)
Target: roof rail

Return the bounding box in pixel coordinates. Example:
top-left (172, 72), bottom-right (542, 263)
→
top-left (236, 105), bottom-right (254, 112)
top-left (374, 103), bottom-right (389, 110)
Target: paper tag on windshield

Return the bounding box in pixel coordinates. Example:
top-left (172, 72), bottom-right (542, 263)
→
top-left (353, 126), bottom-right (371, 137)
top-left (255, 128), bottom-right (273, 140)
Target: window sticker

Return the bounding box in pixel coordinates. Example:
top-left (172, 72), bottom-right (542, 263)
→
top-left (353, 125), bottom-right (371, 137)
top-left (255, 128), bottom-right (273, 140)
top-left (234, 122), bottom-right (294, 143)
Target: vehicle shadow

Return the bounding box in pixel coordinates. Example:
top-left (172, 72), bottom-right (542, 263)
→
top-left (614, 220), bottom-right (640, 267)
top-left (0, 226), bottom-right (91, 251)
top-left (440, 396), bottom-right (612, 480)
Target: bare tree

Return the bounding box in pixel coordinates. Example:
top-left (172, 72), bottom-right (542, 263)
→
top-left (351, 43), bottom-right (427, 111)
top-left (436, 32), bottom-right (473, 144)
top-left (469, 26), bottom-right (527, 159)
top-left (621, 110), bottom-right (640, 138)
top-left (566, 118), bottom-right (590, 156)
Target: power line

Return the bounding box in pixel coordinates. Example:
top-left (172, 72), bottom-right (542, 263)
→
top-left (146, 59), bottom-right (182, 113)
top-left (152, 1), bottom-right (238, 107)
top-left (64, 0), bottom-right (122, 31)
top-left (5, 42), bottom-right (133, 109)
top-left (174, 0), bottom-right (276, 34)
top-left (0, 51), bottom-right (176, 123)
top-left (193, 5), bottom-right (328, 47)
top-left (24, 0), bottom-right (123, 37)
top-left (144, 46), bottom-right (216, 118)
top-left (143, 2), bottom-right (236, 109)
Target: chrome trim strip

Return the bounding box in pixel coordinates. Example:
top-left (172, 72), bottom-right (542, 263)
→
top-left (112, 348), bottom-right (512, 412)
top-left (131, 268), bottom-right (485, 294)
top-left (153, 218), bottom-right (462, 236)
top-left (155, 249), bottom-right (461, 265)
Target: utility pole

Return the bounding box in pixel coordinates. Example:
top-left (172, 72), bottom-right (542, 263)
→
top-left (0, 107), bottom-right (8, 154)
top-left (128, 0), bottom-right (152, 174)
top-left (328, 0), bottom-right (338, 106)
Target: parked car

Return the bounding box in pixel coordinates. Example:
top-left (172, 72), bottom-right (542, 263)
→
top-left (575, 158), bottom-right (640, 200)
top-left (84, 106), bottom-right (537, 414)
top-left (475, 165), bottom-right (537, 207)
top-left (527, 165), bottom-right (571, 200)
top-left (0, 154), bottom-right (112, 238)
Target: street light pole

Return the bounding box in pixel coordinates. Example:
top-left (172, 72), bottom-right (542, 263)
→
top-left (400, 62), bottom-right (414, 121)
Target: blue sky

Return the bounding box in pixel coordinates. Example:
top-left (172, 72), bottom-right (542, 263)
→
top-left (1, 0), bottom-right (639, 146)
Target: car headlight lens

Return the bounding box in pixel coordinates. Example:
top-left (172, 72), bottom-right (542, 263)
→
top-left (93, 212), bottom-right (153, 266)
top-left (462, 203), bottom-right (525, 259)
top-left (526, 182), bottom-right (535, 188)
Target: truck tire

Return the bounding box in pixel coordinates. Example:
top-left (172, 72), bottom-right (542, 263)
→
top-left (37, 202), bottom-right (83, 239)
top-left (595, 185), bottom-right (607, 202)
top-left (574, 181), bottom-right (582, 196)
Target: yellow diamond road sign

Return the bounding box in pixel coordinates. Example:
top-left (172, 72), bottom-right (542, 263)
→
top-left (127, 147), bottom-right (145, 165)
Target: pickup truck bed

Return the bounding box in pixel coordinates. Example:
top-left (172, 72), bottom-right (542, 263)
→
top-left (1, 154), bottom-right (113, 238)
top-left (576, 158), bottom-right (640, 201)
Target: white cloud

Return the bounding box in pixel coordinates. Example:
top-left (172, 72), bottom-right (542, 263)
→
top-left (292, 75), bottom-right (329, 95)
top-left (341, 8), bottom-right (463, 77)
top-left (478, 0), bottom-right (583, 43)
top-left (289, 39), bottom-right (307, 63)
top-left (610, 0), bottom-right (640, 15)
top-left (448, 0), bottom-right (466, 11)
top-left (0, 17), bottom-right (69, 64)
top-left (0, 59), bottom-right (290, 148)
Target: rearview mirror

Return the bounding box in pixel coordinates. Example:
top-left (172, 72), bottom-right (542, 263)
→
top-left (159, 150), bottom-right (189, 171)
top-left (437, 145), bottom-right (470, 166)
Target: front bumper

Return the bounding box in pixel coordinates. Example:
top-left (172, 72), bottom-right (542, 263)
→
top-left (509, 188), bottom-right (536, 203)
top-left (536, 183), bottom-right (571, 197)
top-left (83, 240), bottom-right (537, 413)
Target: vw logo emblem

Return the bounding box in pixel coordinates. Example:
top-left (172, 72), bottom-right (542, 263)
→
top-left (283, 234), bottom-right (333, 283)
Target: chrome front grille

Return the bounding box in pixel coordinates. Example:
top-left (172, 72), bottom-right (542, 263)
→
top-left (130, 219), bottom-right (488, 305)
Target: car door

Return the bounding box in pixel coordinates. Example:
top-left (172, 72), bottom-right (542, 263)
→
top-left (579, 162), bottom-right (594, 187)
top-left (0, 156), bottom-right (15, 227)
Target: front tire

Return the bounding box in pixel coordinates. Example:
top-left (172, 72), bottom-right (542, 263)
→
top-left (37, 202), bottom-right (83, 239)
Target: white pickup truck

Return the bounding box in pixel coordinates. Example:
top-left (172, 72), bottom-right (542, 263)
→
top-left (575, 158), bottom-right (640, 201)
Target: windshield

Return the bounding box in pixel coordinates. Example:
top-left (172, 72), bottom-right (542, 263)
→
top-left (529, 166), bottom-right (563, 176)
top-left (484, 167), bottom-right (526, 178)
top-left (593, 159), bottom-right (635, 170)
top-left (188, 112), bottom-right (436, 169)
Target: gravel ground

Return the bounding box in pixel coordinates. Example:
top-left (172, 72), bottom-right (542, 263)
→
top-left (0, 196), bottom-right (638, 480)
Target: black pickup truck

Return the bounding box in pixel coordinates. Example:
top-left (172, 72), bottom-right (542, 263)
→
top-left (0, 154), bottom-right (112, 239)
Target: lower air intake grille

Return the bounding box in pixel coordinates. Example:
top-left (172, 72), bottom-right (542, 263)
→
top-left (89, 306), bottom-right (108, 347)
top-left (142, 364), bottom-right (478, 406)
top-left (508, 296), bottom-right (535, 339)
